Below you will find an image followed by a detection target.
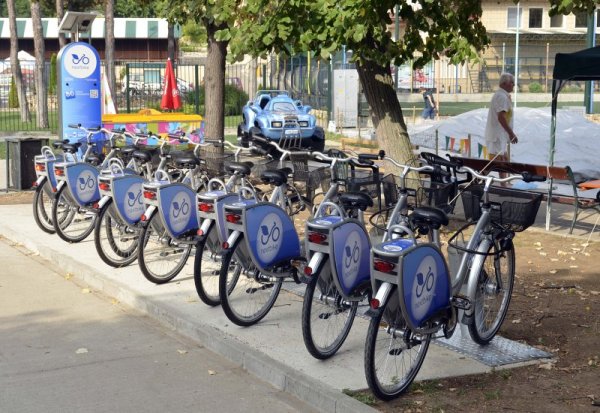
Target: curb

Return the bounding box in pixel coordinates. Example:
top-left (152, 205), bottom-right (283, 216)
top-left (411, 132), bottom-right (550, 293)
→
top-left (1, 224), bottom-right (377, 413)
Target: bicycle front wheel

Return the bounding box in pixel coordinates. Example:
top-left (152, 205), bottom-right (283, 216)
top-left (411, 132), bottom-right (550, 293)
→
top-left (33, 180), bottom-right (56, 234)
top-left (302, 261), bottom-right (358, 359)
top-left (137, 213), bottom-right (192, 284)
top-left (52, 185), bottom-right (96, 243)
top-left (219, 235), bottom-right (282, 327)
top-left (468, 236), bottom-right (515, 345)
top-left (364, 289), bottom-right (431, 401)
top-left (94, 200), bottom-right (139, 268)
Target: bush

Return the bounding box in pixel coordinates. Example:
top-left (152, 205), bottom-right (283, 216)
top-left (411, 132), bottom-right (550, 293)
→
top-left (562, 84), bottom-right (582, 93)
top-left (183, 84), bottom-right (248, 116)
top-left (8, 77), bottom-right (19, 108)
top-left (528, 82), bottom-right (543, 93)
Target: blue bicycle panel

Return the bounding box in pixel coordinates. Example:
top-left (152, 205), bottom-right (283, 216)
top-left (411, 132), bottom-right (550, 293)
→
top-left (331, 221), bottom-right (371, 296)
top-left (45, 159), bottom-right (59, 189)
top-left (158, 184), bottom-right (198, 237)
top-left (112, 175), bottom-right (146, 225)
top-left (398, 244), bottom-right (451, 330)
top-left (65, 163), bottom-right (100, 206)
top-left (244, 203), bottom-right (300, 270)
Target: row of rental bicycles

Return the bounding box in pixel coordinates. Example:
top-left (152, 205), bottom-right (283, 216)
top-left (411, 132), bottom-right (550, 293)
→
top-left (31, 125), bottom-right (546, 400)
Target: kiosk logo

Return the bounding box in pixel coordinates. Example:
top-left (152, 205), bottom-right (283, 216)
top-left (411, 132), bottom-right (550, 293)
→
top-left (65, 45), bottom-right (97, 79)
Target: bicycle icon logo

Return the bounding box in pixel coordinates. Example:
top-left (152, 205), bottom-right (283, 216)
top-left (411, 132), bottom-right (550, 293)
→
top-left (415, 266), bottom-right (435, 298)
top-left (172, 198), bottom-right (190, 218)
top-left (71, 53), bottom-right (90, 65)
top-left (78, 175), bottom-right (95, 191)
top-left (344, 241), bottom-right (360, 268)
top-left (127, 190), bottom-right (142, 208)
top-left (260, 221), bottom-right (281, 245)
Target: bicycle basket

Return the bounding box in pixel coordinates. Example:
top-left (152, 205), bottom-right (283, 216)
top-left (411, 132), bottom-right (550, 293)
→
top-left (199, 147), bottom-right (234, 176)
top-left (332, 162), bottom-right (381, 200)
top-left (460, 185), bottom-right (542, 232)
top-left (381, 174), bottom-right (453, 210)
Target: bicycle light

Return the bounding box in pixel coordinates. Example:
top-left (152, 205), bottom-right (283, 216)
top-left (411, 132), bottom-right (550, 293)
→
top-left (98, 182), bottom-right (110, 191)
top-left (307, 232), bottom-right (327, 244)
top-left (225, 213), bottom-right (241, 224)
top-left (54, 168), bottom-right (64, 177)
top-left (373, 259), bottom-right (396, 274)
top-left (304, 266), bottom-right (313, 276)
top-left (35, 163), bottom-right (46, 172)
top-left (198, 202), bottom-right (214, 213)
top-left (140, 214), bottom-right (148, 222)
top-left (369, 298), bottom-right (380, 310)
top-left (143, 190), bottom-right (157, 200)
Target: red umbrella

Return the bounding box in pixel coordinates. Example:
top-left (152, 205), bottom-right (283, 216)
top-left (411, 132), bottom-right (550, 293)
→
top-left (160, 58), bottom-right (182, 111)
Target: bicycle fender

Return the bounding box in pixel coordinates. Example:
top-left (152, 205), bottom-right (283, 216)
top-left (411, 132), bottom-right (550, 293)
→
top-left (224, 230), bottom-right (241, 249)
top-left (197, 218), bottom-right (213, 242)
top-left (34, 175), bottom-right (46, 188)
top-left (463, 237), bottom-right (492, 319)
top-left (364, 282), bottom-right (394, 318)
top-left (140, 205), bottom-right (157, 227)
top-left (305, 251), bottom-right (326, 278)
top-left (96, 195), bottom-right (111, 210)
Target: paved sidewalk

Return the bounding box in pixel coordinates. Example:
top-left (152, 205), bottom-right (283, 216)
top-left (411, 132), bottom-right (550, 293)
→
top-left (0, 237), bottom-right (317, 413)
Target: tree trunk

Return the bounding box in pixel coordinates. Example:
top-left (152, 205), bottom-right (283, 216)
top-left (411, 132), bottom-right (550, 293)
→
top-left (356, 59), bottom-right (416, 168)
top-left (56, 0), bottom-right (66, 50)
top-left (104, 0), bottom-right (116, 100)
top-left (31, 1), bottom-right (48, 128)
top-left (7, 0), bottom-right (30, 122)
top-left (203, 21), bottom-right (228, 140)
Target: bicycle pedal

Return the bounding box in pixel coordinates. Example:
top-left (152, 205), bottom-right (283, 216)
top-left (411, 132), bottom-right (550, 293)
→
top-left (451, 295), bottom-right (471, 311)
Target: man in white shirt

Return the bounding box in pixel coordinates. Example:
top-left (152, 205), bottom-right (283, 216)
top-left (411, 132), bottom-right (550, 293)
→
top-left (485, 73), bottom-right (518, 162)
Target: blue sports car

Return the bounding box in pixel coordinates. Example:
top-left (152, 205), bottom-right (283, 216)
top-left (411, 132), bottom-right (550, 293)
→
top-left (237, 90), bottom-right (325, 152)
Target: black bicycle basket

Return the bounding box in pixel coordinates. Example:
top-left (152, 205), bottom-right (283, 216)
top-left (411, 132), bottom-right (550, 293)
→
top-left (460, 185), bottom-right (542, 232)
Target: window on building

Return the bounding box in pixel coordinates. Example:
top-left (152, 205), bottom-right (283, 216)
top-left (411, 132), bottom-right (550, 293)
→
top-left (550, 14), bottom-right (563, 28)
top-left (507, 7), bottom-right (522, 28)
top-left (575, 11), bottom-right (588, 28)
top-left (529, 8), bottom-right (543, 28)
top-left (597, 10), bottom-right (600, 27)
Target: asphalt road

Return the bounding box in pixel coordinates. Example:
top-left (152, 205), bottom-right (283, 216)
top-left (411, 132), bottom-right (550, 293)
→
top-left (0, 236), bottom-right (317, 413)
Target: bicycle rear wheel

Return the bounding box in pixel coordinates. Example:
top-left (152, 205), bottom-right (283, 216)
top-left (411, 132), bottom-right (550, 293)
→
top-left (94, 200), bottom-right (139, 267)
top-left (137, 213), bottom-right (192, 284)
top-left (302, 261), bottom-right (358, 359)
top-left (219, 235), bottom-right (282, 327)
top-left (33, 180), bottom-right (56, 234)
top-left (193, 228), bottom-right (222, 306)
top-left (364, 290), bottom-right (431, 401)
top-left (52, 185), bottom-right (96, 243)
top-left (468, 236), bottom-right (515, 344)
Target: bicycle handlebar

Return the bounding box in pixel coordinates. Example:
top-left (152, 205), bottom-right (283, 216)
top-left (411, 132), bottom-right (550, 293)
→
top-left (458, 165), bottom-right (546, 184)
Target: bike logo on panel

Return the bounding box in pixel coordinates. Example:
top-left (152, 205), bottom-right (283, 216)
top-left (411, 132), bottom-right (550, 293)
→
top-left (65, 45), bottom-right (97, 79)
top-left (342, 231), bottom-right (361, 286)
top-left (256, 213), bottom-right (283, 263)
top-left (169, 192), bottom-right (192, 232)
top-left (411, 255), bottom-right (436, 319)
top-left (123, 183), bottom-right (145, 221)
top-left (76, 171), bottom-right (96, 202)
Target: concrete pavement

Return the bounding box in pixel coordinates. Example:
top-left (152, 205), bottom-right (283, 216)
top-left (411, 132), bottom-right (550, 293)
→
top-left (0, 236), bottom-right (318, 413)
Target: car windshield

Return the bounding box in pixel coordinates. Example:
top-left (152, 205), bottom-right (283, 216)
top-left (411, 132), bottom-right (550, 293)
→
top-left (271, 102), bottom-right (296, 112)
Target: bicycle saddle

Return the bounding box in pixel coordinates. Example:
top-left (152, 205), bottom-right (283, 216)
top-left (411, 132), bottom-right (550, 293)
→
top-left (410, 206), bottom-right (449, 229)
top-left (172, 154), bottom-right (199, 169)
top-left (339, 191), bottom-right (373, 211)
top-left (132, 150), bottom-right (153, 163)
top-left (61, 142), bottom-right (82, 153)
top-left (225, 162), bottom-right (252, 176)
top-left (260, 169), bottom-right (290, 186)
top-left (120, 145), bottom-right (137, 157)
top-left (86, 153), bottom-right (104, 166)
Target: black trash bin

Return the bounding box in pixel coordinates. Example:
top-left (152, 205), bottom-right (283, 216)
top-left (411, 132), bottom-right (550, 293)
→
top-left (5, 137), bottom-right (49, 191)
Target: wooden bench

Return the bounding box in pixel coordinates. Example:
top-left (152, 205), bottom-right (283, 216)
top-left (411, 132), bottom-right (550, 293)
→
top-left (450, 156), bottom-right (600, 234)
